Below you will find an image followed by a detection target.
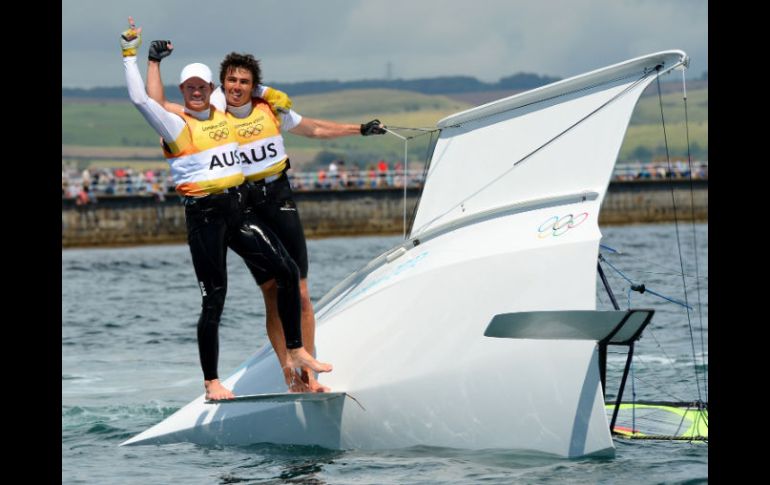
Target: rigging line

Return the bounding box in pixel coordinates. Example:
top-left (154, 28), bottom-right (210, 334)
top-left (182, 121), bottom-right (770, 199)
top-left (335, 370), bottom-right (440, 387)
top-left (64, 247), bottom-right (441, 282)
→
top-left (623, 268), bottom-right (707, 281)
top-left (612, 277), bottom-right (700, 399)
top-left (600, 255), bottom-right (692, 309)
top-left (383, 128), bottom-right (409, 239)
top-left (405, 129), bottom-right (439, 237)
top-left (412, 71), bottom-right (655, 235)
top-left (673, 404), bottom-right (692, 436)
top-left (681, 68), bottom-right (708, 399)
top-left (633, 349), bottom-right (700, 403)
top-left (655, 71), bottom-right (703, 403)
top-left (512, 73), bottom-right (651, 170)
top-left (383, 126), bottom-right (440, 142)
top-left (600, 251), bottom-right (708, 280)
top-left (385, 125), bottom-right (440, 133)
top-left (620, 277), bottom-right (704, 416)
top-left (601, 244), bottom-right (707, 280)
top-left (629, 373), bottom-right (689, 403)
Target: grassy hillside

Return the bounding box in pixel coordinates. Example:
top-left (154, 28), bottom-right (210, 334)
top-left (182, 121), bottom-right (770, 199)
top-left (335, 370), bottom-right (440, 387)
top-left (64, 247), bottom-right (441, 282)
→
top-left (621, 88), bottom-right (708, 160)
top-left (62, 87), bottom-right (707, 169)
top-left (62, 90), bottom-right (470, 169)
top-left (62, 99), bottom-right (160, 148)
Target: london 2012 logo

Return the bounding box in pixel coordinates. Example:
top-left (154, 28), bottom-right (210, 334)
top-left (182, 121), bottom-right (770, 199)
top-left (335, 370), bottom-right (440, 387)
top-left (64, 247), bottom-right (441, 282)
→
top-left (537, 213), bottom-right (589, 238)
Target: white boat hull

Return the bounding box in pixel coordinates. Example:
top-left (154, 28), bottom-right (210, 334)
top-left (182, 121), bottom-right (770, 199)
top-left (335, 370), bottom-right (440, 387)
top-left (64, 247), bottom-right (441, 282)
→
top-left (124, 206), bottom-right (614, 457)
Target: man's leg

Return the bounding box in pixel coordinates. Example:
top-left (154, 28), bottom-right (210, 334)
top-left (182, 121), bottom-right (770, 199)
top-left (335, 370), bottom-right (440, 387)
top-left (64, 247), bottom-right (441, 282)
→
top-left (260, 279), bottom-right (302, 391)
top-left (233, 213), bottom-right (332, 390)
top-left (261, 279), bottom-right (329, 392)
top-left (297, 279), bottom-right (330, 392)
top-left (185, 199), bottom-right (234, 401)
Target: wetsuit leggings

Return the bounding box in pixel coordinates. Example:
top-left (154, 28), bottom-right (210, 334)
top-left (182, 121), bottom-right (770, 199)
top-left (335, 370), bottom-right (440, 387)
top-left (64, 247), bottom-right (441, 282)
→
top-left (244, 174), bottom-right (309, 284)
top-left (184, 191), bottom-right (301, 381)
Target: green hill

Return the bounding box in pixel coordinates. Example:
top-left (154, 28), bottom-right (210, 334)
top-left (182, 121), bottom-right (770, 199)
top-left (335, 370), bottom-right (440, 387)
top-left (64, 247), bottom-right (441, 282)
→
top-left (62, 86), bottom-right (707, 169)
top-left (621, 87), bottom-right (708, 160)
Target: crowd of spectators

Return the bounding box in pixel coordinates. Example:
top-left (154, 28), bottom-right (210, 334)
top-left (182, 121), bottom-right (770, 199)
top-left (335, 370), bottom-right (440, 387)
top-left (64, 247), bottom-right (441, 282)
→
top-left (63, 159), bottom-right (708, 199)
top-left (613, 160), bottom-right (708, 181)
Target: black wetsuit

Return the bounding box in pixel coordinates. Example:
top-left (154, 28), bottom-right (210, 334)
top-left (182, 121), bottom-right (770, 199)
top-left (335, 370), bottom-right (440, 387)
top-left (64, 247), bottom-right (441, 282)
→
top-left (184, 188), bottom-right (301, 381)
top-left (242, 171), bottom-right (309, 284)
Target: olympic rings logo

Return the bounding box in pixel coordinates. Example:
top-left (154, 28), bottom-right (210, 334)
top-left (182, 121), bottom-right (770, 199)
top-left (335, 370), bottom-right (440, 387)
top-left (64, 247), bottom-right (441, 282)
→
top-left (208, 128), bottom-right (230, 141)
top-left (537, 212), bottom-right (589, 238)
top-left (237, 124), bottom-right (263, 138)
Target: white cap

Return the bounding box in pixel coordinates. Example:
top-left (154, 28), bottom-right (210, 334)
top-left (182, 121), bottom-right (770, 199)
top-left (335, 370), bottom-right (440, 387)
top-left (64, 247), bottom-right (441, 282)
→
top-left (179, 63), bottom-right (213, 85)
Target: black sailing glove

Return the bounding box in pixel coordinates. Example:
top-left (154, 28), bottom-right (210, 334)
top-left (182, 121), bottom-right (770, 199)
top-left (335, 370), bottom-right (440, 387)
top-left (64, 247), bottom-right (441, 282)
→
top-left (360, 119), bottom-right (387, 136)
top-left (148, 40), bottom-right (173, 62)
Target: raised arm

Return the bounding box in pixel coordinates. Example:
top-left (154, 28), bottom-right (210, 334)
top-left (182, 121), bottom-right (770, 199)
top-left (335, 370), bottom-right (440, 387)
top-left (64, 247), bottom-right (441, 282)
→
top-left (289, 117), bottom-right (386, 139)
top-left (145, 40), bottom-right (184, 116)
top-left (120, 17), bottom-right (185, 142)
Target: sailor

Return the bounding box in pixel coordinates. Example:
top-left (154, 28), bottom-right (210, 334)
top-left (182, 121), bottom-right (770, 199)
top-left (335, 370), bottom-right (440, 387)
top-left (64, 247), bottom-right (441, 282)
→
top-left (145, 43), bottom-right (385, 392)
top-left (120, 17), bottom-right (331, 401)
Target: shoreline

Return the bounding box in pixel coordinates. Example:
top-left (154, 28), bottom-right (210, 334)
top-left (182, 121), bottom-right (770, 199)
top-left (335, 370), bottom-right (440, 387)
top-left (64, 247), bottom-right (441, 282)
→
top-left (62, 181), bottom-right (707, 249)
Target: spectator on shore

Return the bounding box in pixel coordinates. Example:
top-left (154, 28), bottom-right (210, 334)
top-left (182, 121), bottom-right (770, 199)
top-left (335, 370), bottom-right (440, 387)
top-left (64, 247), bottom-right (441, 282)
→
top-left (394, 161), bottom-right (404, 187)
top-left (81, 168), bottom-right (92, 190)
top-left (328, 160), bottom-right (339, 188)
top-left (338, 160), bottom-right (348, 188)
top-left (377, 159), bottom-right (388, 187)
top-left (350, 162), bottom-right (362, 188)
top-left (316, 168), bottom-right (327, 189)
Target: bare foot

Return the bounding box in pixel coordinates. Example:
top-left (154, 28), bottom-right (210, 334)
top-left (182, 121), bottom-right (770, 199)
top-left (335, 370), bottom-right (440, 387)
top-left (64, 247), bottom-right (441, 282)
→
top-left (287, 347), bottom-right (332, 374)
top-left (204, 379), bottom-right (235, 400)
top-left (283, 367), bottom-right (310, 392)
top-left (302, 369), bottom-right (331, 393)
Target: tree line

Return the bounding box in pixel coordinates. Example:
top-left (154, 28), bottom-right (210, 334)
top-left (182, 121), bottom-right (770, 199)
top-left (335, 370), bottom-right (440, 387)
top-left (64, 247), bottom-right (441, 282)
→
top-left (62, 72), bottom-right (562, 100)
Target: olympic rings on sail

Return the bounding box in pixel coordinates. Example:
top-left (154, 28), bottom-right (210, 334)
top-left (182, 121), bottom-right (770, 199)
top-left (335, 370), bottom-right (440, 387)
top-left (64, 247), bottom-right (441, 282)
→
top-left (537, 212), bottom-right (589, 238)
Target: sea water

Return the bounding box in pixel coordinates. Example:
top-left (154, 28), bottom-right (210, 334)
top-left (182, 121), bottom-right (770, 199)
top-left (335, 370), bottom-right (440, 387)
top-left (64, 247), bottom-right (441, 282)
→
top-left (62, 224), bottom-right (708, 484)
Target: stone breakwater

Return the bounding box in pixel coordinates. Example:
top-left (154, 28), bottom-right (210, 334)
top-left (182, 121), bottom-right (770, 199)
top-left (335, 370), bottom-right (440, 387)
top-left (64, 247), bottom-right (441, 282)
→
top-left (62, 180), bottom-right (707, 248)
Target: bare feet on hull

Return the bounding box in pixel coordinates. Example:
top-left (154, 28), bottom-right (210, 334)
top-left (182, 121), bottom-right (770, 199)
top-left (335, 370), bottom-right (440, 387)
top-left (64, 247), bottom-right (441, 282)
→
top-left (303, 369), bottom-right (331, 393)
top-left (204, 379), bottom-right (235, 400)
top-left (283, 367), bottom-right (310, 392)
top-left (287, 347), bottom-right (332, 374)
top-left (282, 367), bottom-right (332, 393)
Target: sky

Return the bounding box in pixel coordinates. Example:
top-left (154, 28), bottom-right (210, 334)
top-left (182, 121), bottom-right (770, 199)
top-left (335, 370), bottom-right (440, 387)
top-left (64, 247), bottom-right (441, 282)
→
top-left (62, 0), bottom-right (707, 89)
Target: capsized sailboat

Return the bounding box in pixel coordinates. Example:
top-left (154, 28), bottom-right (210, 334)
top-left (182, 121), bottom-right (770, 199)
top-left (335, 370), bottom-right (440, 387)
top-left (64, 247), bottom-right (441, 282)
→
top-left (122, 50), bottom-right (690, 458)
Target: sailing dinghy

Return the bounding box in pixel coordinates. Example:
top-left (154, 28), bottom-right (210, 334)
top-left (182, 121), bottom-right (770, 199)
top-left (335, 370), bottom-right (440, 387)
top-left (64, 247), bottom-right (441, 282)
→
top-left (122, 50), bottom-right (693, 458)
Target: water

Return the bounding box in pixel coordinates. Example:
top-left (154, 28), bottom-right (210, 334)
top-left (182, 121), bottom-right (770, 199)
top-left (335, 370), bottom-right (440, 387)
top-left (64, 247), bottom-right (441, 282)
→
top-left (62, 224), bottom-right (708, 484)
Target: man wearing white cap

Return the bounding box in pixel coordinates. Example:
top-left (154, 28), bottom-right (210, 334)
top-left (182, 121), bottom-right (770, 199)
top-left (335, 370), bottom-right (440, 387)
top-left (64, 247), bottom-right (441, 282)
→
top-left (120, 17), bottom-right (332, 401)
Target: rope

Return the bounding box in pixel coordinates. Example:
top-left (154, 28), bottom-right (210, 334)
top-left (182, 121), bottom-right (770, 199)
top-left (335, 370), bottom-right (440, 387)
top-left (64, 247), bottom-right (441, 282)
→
top-left (612, 434), bottom-right (707, 442)
top-left (655, 71), bottom-right (704, 404)
top-left (600, 265), bottom-right (702, 402)
top-left (600, 244), bottom-right (709, 281)
top-left (405, 130), bottom-right (440, 237)
top-left (680, 68), bottom-right (708, 399)
top-left (383, 126), bottom-right (442, 239)
top-left (383, 128), bottom-right (409, 238)
top-left (599, 254), bottom-right (692, 309)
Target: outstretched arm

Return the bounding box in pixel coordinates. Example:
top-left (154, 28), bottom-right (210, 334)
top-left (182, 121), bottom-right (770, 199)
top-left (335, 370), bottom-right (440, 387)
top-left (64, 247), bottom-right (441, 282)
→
top-left (145, 40), bottom-right (184, 116)
top-left (289, 118), bottom-right (386, 139)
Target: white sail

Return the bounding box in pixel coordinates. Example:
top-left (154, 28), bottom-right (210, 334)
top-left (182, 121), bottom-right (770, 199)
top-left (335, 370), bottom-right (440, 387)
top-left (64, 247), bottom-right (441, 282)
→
top-left (123, 50), bottom-right (688, 458)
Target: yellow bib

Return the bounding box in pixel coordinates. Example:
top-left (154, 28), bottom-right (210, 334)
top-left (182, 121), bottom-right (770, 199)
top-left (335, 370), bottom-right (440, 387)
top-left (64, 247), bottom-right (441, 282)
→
top-left (230, 99), bottom-right (289, 181)
top-left (163, 109), bottom-right (244, 197)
